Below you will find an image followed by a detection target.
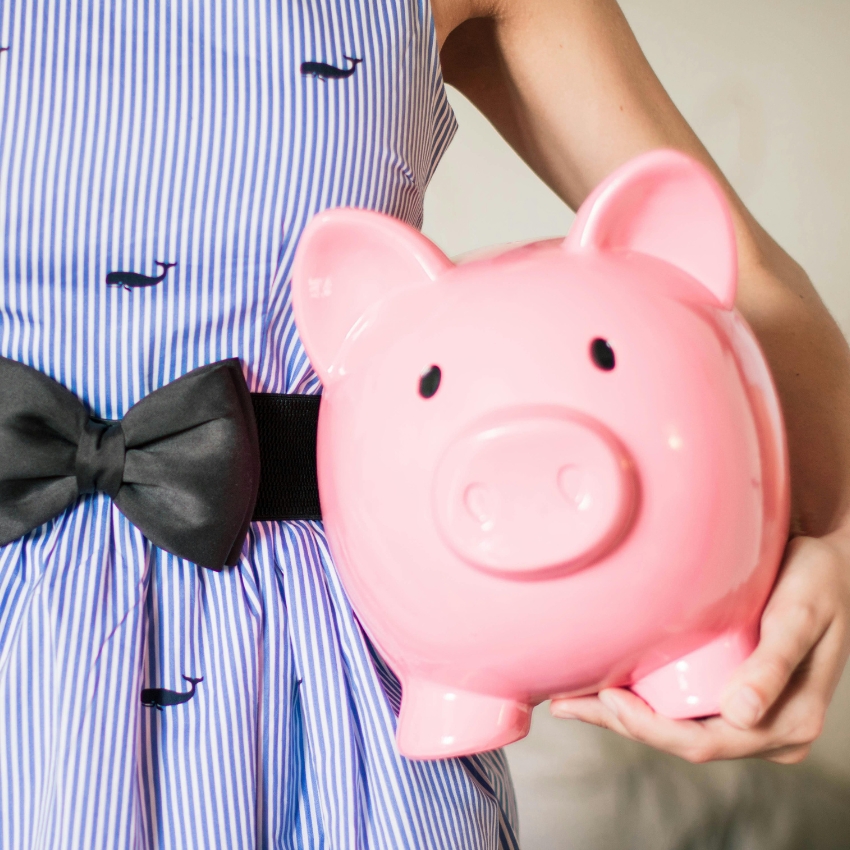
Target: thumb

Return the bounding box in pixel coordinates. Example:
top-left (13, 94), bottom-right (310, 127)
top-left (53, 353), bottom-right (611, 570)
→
top-left (720, 602), bottom-right (825, 729)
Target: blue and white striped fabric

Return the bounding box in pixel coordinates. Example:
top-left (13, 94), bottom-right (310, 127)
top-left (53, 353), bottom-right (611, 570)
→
top-left (0, 1), bottom-right (520, 847)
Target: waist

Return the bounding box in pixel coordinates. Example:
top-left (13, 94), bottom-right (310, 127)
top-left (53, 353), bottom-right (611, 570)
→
top-left (0, 356), bottom-right (322, 568)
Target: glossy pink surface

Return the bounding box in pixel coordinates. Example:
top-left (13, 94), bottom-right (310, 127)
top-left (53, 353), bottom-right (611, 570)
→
top-left (291, 150), bottom-right (790, 759)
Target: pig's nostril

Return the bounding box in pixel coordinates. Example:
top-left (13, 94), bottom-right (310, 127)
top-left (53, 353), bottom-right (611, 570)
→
top-left (464, 483), bottom-right (495, 529)
top-left (558, 466), bottom-right (593, 511)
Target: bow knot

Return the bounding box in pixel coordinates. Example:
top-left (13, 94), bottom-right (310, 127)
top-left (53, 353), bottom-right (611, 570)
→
top-left (0, 357), bottom-right (260, 569)
top-left (76, 419), bottom-right (125, 497)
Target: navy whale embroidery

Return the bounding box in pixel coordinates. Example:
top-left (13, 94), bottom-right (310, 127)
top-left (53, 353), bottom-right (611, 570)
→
top-left (141, 675), bottom-right (203, 711)
top-left (301, 56), bottom-right (361, 80)
top-left (0, 46), bottom-right (9, 54)
top-left (106, 260), bottom-right (176, 291)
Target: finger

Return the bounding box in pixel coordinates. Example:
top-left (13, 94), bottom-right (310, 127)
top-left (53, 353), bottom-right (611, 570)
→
top-left (720, 618), bottom-right (821, 731)
top-left (591, 688), bottom-right (729, 763)
top-left (712, 623), bottom-right (837, 755)
top-left (553, 688), bottom-right (733, 762)
top-left (591, 688), bottom-right (798, 763)
top-left (760, 743), bottom-right (812, 765)
top-left (557, 679), bottom-right (822, 763)
top-left (754, 618), bottom-right (846, 746)
top-left (550, 695), bottom-right (637, 740)
top-left (721, 575), bottom-right (832, 729)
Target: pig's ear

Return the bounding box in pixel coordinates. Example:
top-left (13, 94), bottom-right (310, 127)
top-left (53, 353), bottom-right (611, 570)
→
top-left (292, 208), bottom-right (453, 381)
top-left (564, 149), bottom-right (737, 309)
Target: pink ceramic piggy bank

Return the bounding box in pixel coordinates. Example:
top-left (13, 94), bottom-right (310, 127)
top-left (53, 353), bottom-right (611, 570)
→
top-left (291, 150), bottom-right (790, 760)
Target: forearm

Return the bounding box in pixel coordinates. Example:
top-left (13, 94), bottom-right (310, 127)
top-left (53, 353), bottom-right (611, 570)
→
top-left (737, 236), bottom-right (850, 537)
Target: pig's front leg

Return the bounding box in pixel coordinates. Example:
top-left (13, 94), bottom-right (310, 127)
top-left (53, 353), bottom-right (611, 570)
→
top-left (397, 679), bottom-right (533, 759)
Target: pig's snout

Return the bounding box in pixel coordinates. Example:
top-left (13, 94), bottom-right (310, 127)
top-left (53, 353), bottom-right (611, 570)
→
top-left (433, 407), bottom-right (637, 577)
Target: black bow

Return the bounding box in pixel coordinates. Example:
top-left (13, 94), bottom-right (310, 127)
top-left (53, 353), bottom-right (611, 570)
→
top-left (0, 357), bottom-right (260, 569)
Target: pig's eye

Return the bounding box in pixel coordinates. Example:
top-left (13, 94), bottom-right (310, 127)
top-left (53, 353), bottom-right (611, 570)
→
top-left (590, 338), bottom-right (615, 371)
top-left (419, 365), bottom-right (442, 398)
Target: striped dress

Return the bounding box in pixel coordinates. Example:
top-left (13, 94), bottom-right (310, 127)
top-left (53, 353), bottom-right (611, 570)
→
top-left (0, 1), bottom-right (519, 848)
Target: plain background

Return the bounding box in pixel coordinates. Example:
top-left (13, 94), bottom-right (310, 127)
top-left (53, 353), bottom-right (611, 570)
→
top-left (422, 0), bottom-right (850, 844)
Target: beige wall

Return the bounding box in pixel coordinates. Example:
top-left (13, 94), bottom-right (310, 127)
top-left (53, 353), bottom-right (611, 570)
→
top-left (422, 0), bottom-right (850, 796)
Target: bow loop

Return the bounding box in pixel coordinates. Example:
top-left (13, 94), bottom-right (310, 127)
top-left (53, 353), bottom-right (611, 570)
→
top-left (76, 419), bottom-right (125, 497)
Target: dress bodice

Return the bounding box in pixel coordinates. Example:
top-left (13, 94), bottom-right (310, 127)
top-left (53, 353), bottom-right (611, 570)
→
top-left (0, 0), bottom-right (456, 414)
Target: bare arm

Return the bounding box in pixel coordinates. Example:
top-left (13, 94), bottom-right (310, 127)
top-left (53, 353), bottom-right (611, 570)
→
top-left (432, 0), bottom-right (850, 763)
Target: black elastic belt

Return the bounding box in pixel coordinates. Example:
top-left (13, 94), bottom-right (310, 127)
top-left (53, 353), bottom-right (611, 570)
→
top-left (250, 394), bottom-right (321, 522)
top-left (0, 356), bottom-right (322, 570)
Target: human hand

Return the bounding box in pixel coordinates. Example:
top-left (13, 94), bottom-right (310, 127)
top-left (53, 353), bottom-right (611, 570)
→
top-left (550, 531), bottom-right (850, 763)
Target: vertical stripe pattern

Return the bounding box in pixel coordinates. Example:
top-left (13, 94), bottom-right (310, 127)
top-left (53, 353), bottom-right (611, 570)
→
top-left (0, 0), bottom-right (519, 848)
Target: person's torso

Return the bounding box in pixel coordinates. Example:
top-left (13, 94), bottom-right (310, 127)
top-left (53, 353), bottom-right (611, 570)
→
top-left (0, 0), bottom-right (455, 415)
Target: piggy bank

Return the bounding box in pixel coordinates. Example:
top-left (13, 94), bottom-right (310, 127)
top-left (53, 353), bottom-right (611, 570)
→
top-left (291, 150), bottom-right (790, 759)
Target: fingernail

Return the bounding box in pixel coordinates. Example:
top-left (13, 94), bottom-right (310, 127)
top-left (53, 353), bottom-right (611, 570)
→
top-left (726, 686), bottom-right (762, 729)
top-left (598, 691), bottom-right (620, 718)
top-left (550, 703), bottom-right (578, 720)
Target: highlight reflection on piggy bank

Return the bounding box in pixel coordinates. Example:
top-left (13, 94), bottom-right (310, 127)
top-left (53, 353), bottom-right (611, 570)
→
top-left (291, 150), bottom-right (790, 760)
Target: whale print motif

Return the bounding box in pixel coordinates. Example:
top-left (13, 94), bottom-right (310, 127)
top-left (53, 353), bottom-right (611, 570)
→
top-left (141, 675), bottom-right (204, 711)
top-left (106, 260), bottom-right (176, 290)
top-left (301, 55), bottom-right (361, 80)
